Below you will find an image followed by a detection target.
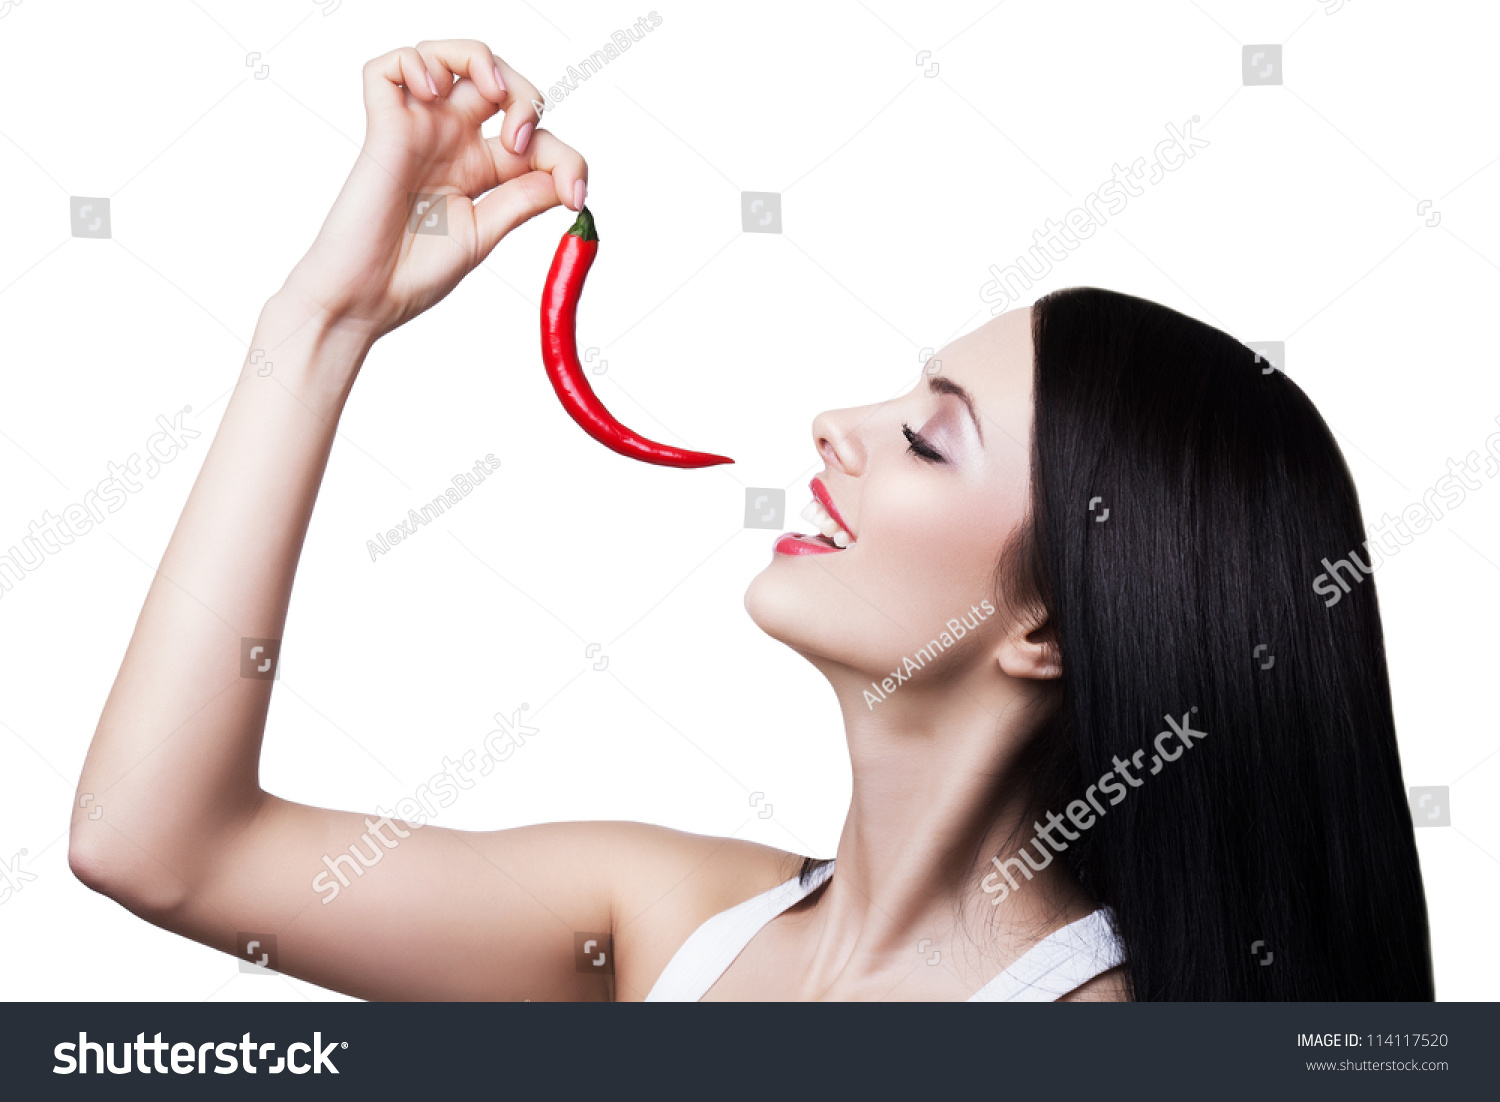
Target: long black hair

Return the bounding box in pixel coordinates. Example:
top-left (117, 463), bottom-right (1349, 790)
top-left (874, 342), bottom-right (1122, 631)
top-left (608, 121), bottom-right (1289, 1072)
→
top-left (801, 286), bottom-right (1434, 1001)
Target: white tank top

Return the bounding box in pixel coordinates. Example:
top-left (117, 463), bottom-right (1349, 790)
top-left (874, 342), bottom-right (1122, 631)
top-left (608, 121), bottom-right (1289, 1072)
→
top-left (644, 860), bottom-right (1126, 1001)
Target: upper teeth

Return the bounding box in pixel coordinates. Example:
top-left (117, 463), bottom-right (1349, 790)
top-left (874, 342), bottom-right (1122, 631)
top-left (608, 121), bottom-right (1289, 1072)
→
top-left (801, 499), bottom-right (854, 548)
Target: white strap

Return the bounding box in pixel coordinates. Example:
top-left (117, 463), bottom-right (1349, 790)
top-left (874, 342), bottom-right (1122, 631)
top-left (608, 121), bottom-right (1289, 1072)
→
top-left (644, 862), bottom-right (1125, 1002)
top-left (643, 861), bottom-right (835, 1002)
top-left (967, 907), bottom-right (1125, 1002)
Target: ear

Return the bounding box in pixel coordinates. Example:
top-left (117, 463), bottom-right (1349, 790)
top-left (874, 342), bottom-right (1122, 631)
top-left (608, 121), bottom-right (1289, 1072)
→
top-left (995, 604), bottom-right (1061, 681)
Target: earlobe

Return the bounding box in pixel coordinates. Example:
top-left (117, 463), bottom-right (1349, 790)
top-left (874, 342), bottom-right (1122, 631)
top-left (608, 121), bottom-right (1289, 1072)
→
top-left (997, 644), bottom-right (1062, 681)
top-left (995, 613), bottom-right (1062, 681)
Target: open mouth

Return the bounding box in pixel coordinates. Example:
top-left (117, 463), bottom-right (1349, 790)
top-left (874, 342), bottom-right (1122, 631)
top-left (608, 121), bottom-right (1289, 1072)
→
top-left (773, 530), bottom-right (844, 555)
top-left (773, 478), bottom-right (856, 556)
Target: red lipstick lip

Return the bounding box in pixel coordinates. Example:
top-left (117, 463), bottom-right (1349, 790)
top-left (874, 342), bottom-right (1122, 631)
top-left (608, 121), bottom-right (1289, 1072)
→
top-left (773, 532), bottom-right (842, 556)
top-left (809, 477), bottom-right (854, 540)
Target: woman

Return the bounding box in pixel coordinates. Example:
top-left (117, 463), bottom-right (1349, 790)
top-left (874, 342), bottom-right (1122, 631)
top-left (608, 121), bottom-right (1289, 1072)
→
top-left (69, 40), bottom-right (1434, 1002)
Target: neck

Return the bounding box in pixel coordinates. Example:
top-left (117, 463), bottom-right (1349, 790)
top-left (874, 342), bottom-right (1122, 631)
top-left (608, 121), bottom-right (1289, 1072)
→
top-left (798, 655), bottom-right (1094, 984)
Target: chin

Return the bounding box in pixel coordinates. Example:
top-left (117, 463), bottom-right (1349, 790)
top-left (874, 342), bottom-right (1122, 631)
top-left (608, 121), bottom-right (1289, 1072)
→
top-left (743, 559), bottom-right (827, 659)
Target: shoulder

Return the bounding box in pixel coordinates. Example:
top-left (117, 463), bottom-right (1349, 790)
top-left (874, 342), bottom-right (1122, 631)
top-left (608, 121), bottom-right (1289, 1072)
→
top-left (590, 821), bottom-right (801, 909)
top-left (575, 821), bottom-right (804, 1000)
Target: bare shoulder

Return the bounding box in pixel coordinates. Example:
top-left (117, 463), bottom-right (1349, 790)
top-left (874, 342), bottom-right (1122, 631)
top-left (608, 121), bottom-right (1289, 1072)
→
top-left (1056, 963), bottom-right (1131, 1002)
top-left (565, 820), bottom-right (804, 1000)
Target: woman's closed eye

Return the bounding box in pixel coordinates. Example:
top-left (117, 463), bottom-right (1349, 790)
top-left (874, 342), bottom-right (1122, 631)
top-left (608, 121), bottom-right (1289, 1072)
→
top-left (902, 422), bottom-right (946, 464)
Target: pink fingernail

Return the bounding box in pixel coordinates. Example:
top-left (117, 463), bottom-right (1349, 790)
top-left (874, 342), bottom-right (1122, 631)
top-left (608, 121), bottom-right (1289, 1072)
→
top-left (425, 70), bottom-right (438, 96)
top-left (513, 122), bottom-right (533, 155)
top-left (493, 64), bottom-right (506, 93)
top-left (573, 180), bottom-right (586, 211)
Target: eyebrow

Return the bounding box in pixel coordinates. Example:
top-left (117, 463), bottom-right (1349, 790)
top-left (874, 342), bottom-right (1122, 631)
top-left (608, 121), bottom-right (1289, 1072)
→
top-left (927, 375), bottom-right (984, 444)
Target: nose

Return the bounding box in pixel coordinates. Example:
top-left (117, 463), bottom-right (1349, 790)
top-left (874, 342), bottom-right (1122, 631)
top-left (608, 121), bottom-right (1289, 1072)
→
top-left (810, 405), bottom-right (869, 477)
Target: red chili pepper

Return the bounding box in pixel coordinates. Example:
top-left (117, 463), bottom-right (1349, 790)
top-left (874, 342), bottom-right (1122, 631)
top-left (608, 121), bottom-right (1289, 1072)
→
top-left (539, 207), bottom-right (733, 468)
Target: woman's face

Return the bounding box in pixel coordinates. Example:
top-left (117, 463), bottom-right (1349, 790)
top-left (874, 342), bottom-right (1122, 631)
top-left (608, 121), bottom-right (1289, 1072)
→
top-left (744, 308), bottom-right (1038, 678)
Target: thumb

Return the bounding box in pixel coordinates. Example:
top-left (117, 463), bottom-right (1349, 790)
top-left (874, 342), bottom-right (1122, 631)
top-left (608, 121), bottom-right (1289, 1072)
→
top-left (472, 171), bottom-right (561, 261)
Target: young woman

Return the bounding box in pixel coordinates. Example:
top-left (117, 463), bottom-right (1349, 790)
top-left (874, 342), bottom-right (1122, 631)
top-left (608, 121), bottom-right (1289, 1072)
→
top-left (70, 39), bottom-right (1434, 1002)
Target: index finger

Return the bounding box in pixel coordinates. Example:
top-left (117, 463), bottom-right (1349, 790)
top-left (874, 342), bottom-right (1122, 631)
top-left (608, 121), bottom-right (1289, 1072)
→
top-left (362, 46), bottom-right (448, 113)
top-left (411, 38), bottom-right (508, 116)
top-left (488, 54), bottom-right (547, 156)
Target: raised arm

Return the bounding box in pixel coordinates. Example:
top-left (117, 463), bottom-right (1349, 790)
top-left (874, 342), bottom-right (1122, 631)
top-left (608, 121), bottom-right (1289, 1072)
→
top-left (66, 40), bottom-right (751, 1002)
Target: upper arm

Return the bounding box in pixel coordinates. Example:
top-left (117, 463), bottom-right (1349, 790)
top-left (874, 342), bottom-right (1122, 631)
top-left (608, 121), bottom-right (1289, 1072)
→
top-left (119, 798), bottom-right (796, 1002)
top-left (148, 799), bottom-right (621, 1001)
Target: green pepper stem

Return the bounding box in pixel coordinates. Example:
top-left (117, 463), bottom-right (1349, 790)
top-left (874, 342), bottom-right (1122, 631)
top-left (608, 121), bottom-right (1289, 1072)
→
top-left (567, 206), bottom-right (598, 242)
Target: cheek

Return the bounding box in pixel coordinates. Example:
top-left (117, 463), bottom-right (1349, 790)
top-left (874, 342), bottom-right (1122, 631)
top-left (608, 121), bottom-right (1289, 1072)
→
top-left (855, 471), bottom-right (1023, 622)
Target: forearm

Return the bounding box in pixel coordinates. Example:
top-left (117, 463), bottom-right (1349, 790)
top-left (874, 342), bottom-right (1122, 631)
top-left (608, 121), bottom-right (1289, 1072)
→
top-left (70, 294), bottom-right (374, 912)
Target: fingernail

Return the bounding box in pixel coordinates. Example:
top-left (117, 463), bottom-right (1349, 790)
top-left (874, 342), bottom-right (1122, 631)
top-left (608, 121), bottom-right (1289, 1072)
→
top-left (513, 122), bottom-right (533, 155)
top-left (573, 180), bottom-right (586, 211)
top-left (425, 70), bottom-right (438, 96)
top-left (493, 64), bottom-right (506, 93)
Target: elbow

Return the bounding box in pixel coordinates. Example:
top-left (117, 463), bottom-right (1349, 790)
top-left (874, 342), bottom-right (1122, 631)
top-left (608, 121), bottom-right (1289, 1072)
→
top-left (68, 823), bottom-right (193, 921)
top-left (67, 829), bottom-right (113, 897)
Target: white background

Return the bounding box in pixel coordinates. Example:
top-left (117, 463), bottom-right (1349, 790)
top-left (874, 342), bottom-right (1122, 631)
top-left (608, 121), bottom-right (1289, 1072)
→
top-left (1, 0), bottom-right (1496, 1001)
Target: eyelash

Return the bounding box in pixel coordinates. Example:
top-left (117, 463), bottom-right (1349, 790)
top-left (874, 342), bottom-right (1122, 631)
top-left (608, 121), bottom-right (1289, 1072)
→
top-left (902, 422), bottom-right (946, 464)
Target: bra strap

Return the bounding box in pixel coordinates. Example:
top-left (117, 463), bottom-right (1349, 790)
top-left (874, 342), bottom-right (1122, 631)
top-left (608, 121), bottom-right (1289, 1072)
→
top-left (968, 907), bottom-right (1125, 1002)
top-left (643, 861), bottom-right (835, 1001)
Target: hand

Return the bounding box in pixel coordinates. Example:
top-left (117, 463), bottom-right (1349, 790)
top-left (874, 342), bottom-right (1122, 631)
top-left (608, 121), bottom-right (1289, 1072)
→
top-left (278, 39), bottom-right (586, 343)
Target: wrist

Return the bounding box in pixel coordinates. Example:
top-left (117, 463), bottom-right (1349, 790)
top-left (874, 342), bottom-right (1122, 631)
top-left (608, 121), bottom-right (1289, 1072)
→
top-left (253, 292), bottom-right (376, 405)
